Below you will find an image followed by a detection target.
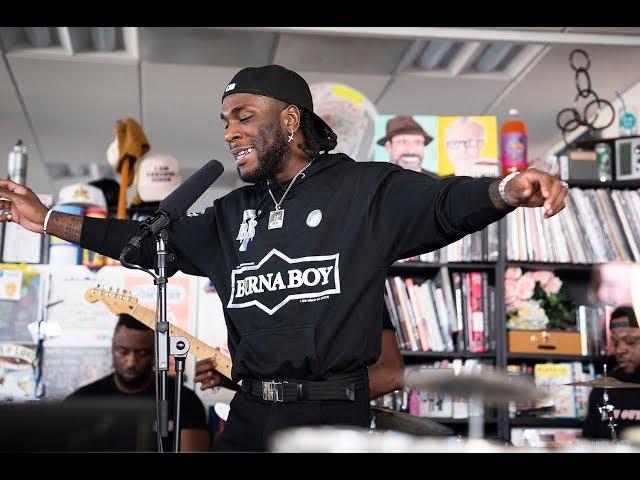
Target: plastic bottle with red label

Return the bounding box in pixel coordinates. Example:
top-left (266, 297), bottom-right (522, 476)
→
top-left (500, 108), bottom-right (528, 176)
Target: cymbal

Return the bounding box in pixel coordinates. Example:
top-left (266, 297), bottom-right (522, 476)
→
top-left (370, 405), bottom-right (454, 436)
top-left (269, 426), bottom-right (511, 453)
top-left (404, 366), bottom-right (544, 403)
top-left (565, 377), bottom-right (640, 389)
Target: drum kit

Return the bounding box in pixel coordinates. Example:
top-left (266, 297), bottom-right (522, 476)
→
top-left (565, 364), bottom-right (640, 443)
top-left (269, 364), bottom-right (640, 453)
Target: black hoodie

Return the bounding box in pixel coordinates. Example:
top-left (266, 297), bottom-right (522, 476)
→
top-left (80, 153), bottom-right (508, 382)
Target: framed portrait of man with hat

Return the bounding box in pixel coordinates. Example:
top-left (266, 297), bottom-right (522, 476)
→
top-left (374, 114), bottom-right (438, 174)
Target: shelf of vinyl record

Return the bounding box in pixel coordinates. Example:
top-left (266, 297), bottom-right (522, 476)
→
top-left (390, 183), bottom-right (640, 267)
top-left (371, 359), bottom-right (498, 422)
top-left (393, 225), bottom-right (499, 264)
top-left (507, 185), bottom-right (640, 264)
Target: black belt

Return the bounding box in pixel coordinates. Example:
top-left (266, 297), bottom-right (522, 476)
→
top-left (242, 371), bottom-right (367, 403)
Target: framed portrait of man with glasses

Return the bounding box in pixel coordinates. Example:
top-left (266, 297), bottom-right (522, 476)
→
top-left (438, 116), bottom-right (499, 177)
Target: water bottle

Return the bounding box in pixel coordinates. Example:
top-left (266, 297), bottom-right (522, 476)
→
top-left (8, 140), bottom-right (28, 185)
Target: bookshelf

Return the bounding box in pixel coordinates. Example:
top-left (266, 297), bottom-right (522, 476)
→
top-left (509, 418), bottom-right (584, 428)
top-left (506, 261), bottom-right (595, 272)
top-left (386, 178), bottom-right (640, 440)
top-left (401, 351), bottom-right (496, 361)
top-left (390, 262), bottom-right (496, 272)
top-left (564, 179), bottom-right (640, 190)
top-left (506, 353), bottom-right (614, 363)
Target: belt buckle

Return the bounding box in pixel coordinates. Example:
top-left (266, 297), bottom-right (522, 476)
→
top-left (262, 380), bottom-right (287, 402)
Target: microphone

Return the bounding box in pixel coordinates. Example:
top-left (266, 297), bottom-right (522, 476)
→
top-left (119, 159), bottom-right (224, 261)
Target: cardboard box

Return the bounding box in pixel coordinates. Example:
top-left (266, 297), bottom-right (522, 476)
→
top-left (508, 330), bottom-right (582, 355)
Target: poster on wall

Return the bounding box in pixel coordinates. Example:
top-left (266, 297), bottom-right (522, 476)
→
top-left (437, 116), bottom-right (499, 177)
top-left (42, 346), bottom-right (112, 399)
top-left (0, 343), bottom-right (37, 402)
top-left (373, 114), bottom-right (499, 178)
top-left (0, 265), bottom-right (42, 344)
top-left (1, 194), bottom-right (53, 264)
top-left (45, 266), bottom-right (119, 347)
top-left (374, 114), bottom-right (438, 174)
top-left (195, 278), bottom-right (228, 354)
top-left (121, 271), bottom-right (198, 335)
top-left (310, 82), bottom-right (378, 162)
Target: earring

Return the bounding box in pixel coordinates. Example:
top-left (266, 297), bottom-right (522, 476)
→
top-left (287, 131), bottom-right (294, 143)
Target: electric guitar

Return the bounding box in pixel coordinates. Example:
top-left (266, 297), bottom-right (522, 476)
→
top-left (84, 286), bottom-right (234, 382)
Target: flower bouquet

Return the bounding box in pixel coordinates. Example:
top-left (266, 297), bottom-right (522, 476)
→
top-left (505, 268), bottom-right (575, 331)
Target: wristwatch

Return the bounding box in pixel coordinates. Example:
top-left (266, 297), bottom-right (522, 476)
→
top-left (499, 172), bottom-right (520, 207)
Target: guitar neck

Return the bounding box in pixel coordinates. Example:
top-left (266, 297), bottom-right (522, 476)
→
top-left (130, 304), bottom-right (233, 381)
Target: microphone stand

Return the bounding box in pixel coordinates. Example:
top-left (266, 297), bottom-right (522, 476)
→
top-left (154, 229), bottom-right (171, 445)
top-left (120, 227), bottom-right (190, 453)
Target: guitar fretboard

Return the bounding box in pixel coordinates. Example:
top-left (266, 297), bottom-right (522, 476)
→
top-left (130, 304), bottom-right (233, 381)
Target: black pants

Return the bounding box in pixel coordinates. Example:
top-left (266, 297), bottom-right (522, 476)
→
top-left (213, 385), bottom-right (371, 452)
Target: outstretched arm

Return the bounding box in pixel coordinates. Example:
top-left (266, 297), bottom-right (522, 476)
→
top-left (494, 168), bottom-right (569, 217)
top-left (0, 179), bottom-right (156, 266)
top-left (0, 179), bottom-right (210, 275)
top-left (368, 167), bottom-right (568, 263)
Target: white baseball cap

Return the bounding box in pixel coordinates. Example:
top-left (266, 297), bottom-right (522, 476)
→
top-left (135, 153), bottom-right (182, 202)
top-left (57, 183), bottom-right (107, 210)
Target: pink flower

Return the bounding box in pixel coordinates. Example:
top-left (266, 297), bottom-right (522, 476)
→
top-left (544, 276), bottom-right (563, 295)
top-left (516, 274), bottom-right (536, 300)
top-left (505, 279), bottom-right (518, 303)
top-left (506, 267), bottom-right (523, 280)
top-left (531, 270), bottom-right (554, 287)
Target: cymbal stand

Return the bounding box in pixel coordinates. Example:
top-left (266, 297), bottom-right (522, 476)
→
top-left (597, 364), bottom-right (618, 443)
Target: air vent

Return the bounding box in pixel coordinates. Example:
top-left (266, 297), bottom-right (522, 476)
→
top-left (470, 43), bottom-right (524, 73)
top-left (416, 41), bottom-right (464, 70)
top-left (67, 27), bottom-right (125, 53)
top-left (0, 27), bottom-right (136, 60)
top-left (90, 27), bottom-right (124, 52)
top-left (407, 39), bottom-right (543, 80)
top-left (495, 44), bottom-right (524, 71)
top-left (24, 27), bottom-right (60, 48)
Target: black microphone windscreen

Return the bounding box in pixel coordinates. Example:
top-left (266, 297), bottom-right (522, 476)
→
top-left (159, 159), bottom-right (224, 220)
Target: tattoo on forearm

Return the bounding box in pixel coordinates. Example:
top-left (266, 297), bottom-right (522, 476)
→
top-left (47, 212), bottom-right (84, 244)
top-left (488, 178), bottom-right (513, 211)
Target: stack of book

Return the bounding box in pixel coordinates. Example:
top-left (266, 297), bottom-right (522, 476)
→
top-left (507, 362), bottom-right (595, 420)
top-left (576, 305), bottom-right (615, 357)
top-left (385, 268), bottom-right (494, 353)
